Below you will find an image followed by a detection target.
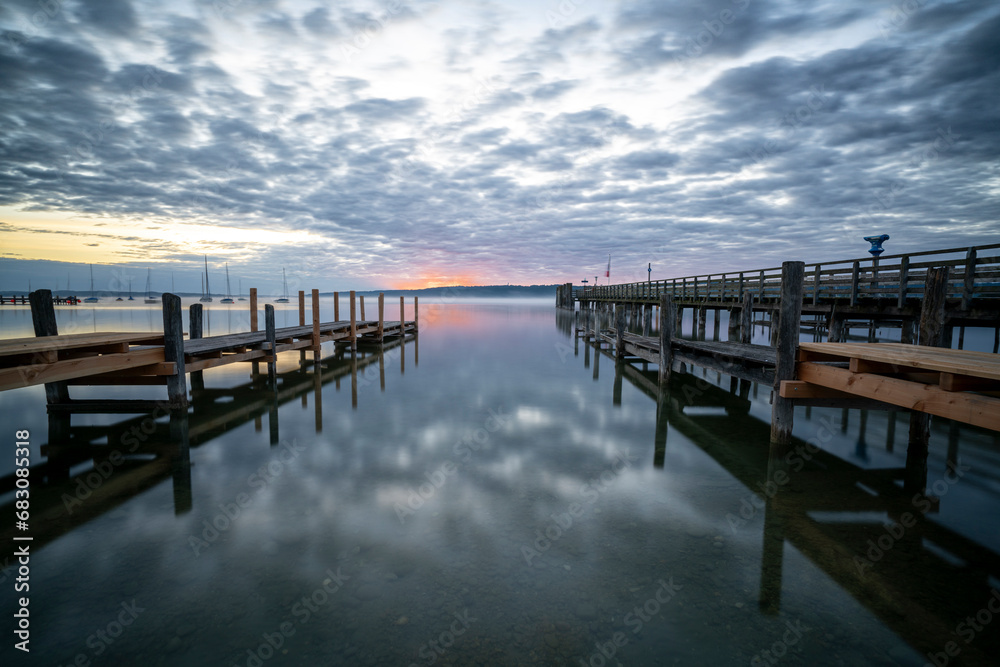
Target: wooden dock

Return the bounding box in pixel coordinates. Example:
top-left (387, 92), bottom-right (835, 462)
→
top-left (0, 338), bottom-right (414, 552)
top-left (0, 288), bottom-right (417, 411)
top-left (560, 243), bottom-right (1000, 350)
top-left (569, 248), bottom-right (1000, 498)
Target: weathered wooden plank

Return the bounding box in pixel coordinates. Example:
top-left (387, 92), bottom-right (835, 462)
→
top-left (0, 348), bottom-right (169, 391)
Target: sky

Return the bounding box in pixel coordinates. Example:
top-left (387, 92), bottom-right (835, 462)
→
top-left (1, 0), bottom-right (999, 294)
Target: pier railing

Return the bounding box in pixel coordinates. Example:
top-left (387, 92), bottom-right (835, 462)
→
top-left (576, 243), bottom-right (1000, 308)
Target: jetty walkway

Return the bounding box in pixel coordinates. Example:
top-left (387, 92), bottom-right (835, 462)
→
top-left (0, 288), bottom-right (417, 411)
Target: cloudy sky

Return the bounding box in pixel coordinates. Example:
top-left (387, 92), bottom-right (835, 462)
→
top-left (1, 0), bottom-right (998, 293)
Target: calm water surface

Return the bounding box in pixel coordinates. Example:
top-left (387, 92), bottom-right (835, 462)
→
top-left (1, 299), bottom-right (998, 666)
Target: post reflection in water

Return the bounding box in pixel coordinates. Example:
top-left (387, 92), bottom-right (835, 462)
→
top-left (586, 319), bottom-right (1000, 666)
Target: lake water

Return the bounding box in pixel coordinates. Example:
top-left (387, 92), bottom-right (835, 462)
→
top-left (1, 299), bottom-right (998, 666)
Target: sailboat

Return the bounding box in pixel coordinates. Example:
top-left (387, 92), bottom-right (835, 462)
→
top-left (238, 278), bottom-right (247, 301)
top-left (275, 268), bottom-right (290, 303)
top-left (144, 269), bottom-right (159, 304)
top-left (221, 263), bottom-right (235, 303)
top-left (115, 275), bottom-right (123, 301)
top-left (128, 277), bottom-right (134, 301)
top-left (200, 256), bottom-right (213, 302)
top-left (83, 265), bottom-right (99, 303)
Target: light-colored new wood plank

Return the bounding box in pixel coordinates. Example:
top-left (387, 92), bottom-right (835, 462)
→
top-left (0, 332), bottom-right (165, 357)
top-left (797, 361), bottom-right (1000, 431)
top-left (799, 342), bottom-right (1000, 381)
top-left (0, 348), bottom-right (167, 391)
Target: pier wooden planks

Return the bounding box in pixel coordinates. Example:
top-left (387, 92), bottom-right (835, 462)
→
top-left (785, 342), bottom-right (1000, 431)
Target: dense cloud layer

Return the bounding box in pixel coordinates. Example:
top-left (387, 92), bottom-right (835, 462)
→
top-left (1, 0), bottom-right (998, 289)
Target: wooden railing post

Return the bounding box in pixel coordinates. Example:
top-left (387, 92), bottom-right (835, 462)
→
top-left (770, 261), bottom-right (804, 447)
top-left (162, 293), bottom-right (188, 408)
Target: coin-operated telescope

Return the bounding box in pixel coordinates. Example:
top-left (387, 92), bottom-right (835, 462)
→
top-left (863, 234), bottom-right (889, 257)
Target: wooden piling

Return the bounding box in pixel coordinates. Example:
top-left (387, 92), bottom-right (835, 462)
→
top-left (962, 247), bottom-right (976, 311)
top-left (697, 307), bottom-right (707, 340)
top-left (850, 260), bottom-right (860, 306)
top-left (311, 289), bottom-right (320, 363)
top-left (400, 296), bottom-right (405, 324)
top-left (712, 308), bottom-right (721, 341)
top-left (360, 294), bottom-right (366, 321)
top-left (162, 293), bottom-right (188, 408)
top-left (769, 261), bottom-right (805, 446)
top-left (28, 289), bottom-right (70, 404)
top-left (897, 256), bottom-right (909, 309)
top-left (334, 292), bottom-right (340, 322)
top-left (414, 297), bottom-right (419, 330)
top-left (377, 292), bottom-right (385, 341)
top-left (298, 291), bottom-right (306, 363)
top-left (250, 288), bottom-right (258, 331)
top-left (250, 288), bottom-right (259, 377)
top-left (740, 290), bottom-right (753, 345)
top-left (265, 303), bottom-right (276, 382)
top-left (828, 305), bottom-right (844, 343)
top-left (189, 303), bottom-right (204, 391)
top-left (907, 267), bottom-right (949, 493)
top-left (615, 305), bottom-right (625, 360)
top-left (350, 290), bottom-right (357, 352)
top-left (658, 294), bottom-right (674, 385)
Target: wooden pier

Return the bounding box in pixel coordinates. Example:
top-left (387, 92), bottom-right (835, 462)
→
top-left (568, 244), bottom-right (1000, 494)
top-left (0, 288), bottom-right (417, 411)
top-left (560, 242), bottom-right (1000, 350)
top-left (0, 337), bottom-right (414, 552)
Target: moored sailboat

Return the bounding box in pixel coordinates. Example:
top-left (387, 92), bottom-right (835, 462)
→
top-left (200, 256), bottom-right (213, 302)
top-left (144, 269), bottom-right (159, 304)
top-left (275, 267), bottom-right (290, 303)
top-left (220, 263), bottom-right (235, 304)
top-left (83, 265), bottom-right (99, 303)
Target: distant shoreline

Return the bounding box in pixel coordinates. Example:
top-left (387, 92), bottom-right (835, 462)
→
top-left (1, 285), bottom-right (559, 298)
